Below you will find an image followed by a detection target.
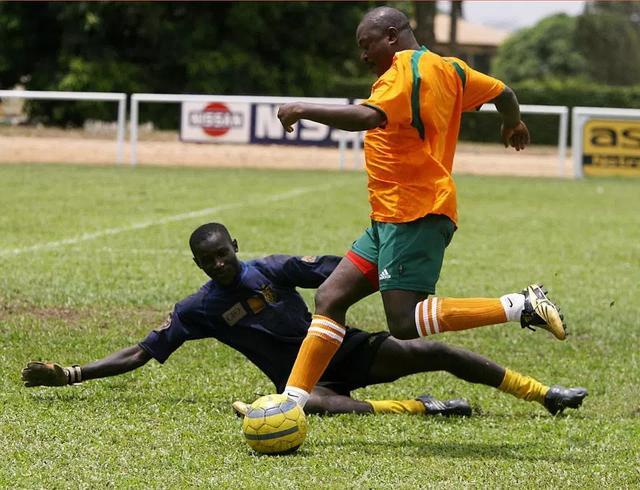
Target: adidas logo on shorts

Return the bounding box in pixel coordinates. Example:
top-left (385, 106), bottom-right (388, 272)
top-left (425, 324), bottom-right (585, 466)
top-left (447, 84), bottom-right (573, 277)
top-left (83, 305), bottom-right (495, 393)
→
top-left (379, 268), bottom-right (391, 281)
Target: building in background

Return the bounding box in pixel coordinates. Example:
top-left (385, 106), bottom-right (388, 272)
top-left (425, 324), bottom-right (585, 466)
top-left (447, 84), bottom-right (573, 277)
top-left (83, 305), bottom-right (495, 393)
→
top-left (433, 14), bottom-right (510, 73)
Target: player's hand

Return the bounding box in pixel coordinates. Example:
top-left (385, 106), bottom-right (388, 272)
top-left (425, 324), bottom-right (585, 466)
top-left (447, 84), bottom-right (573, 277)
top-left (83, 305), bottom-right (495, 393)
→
top-left (277, 103), bottom-right (303, 133)
top-left (501, 120), bottom-right (530, 151)
top-left (21, 361), bottom-right (68, 387)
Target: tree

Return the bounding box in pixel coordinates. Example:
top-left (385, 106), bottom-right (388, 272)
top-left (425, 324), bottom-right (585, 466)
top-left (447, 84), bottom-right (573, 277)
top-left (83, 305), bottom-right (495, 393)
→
top-left (491, 14), bottom-right (588, 83)
top-left (0, 2), bottom-right (373, 125)
top-left (575, 1), bottom-right (640, 85)
top-left (413, 1), bottom-right (436, 47)
top-left (448, 1), bottom-right (463, 57)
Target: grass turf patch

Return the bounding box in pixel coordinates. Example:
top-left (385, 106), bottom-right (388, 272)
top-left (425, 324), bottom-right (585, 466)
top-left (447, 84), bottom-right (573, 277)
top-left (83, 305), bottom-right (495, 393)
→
top-left (1, 164), bottom-right (639, 487)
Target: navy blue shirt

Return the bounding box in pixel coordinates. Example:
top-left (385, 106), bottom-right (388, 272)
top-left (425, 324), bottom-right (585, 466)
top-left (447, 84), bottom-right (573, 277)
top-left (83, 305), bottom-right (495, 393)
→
top-left (140, 254), bottom-right (342, 369)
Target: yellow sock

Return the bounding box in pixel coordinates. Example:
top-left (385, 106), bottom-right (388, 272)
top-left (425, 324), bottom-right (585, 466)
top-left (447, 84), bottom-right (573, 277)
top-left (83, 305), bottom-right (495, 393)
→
top-left (286, 315), bottom-right (345, 393)
top-left (498, 368), bottom-right (549, 404)
top-left (365, 399), bottom-right (426, 415)
top-left (415, 297), bottom-right (507, 336)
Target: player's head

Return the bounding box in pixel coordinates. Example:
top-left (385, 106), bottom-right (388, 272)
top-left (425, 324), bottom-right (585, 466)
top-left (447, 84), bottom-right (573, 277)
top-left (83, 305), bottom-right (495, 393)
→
top-left (189, 223), bottom-right (240, 285)
top-left (356, 6), bottom-right (418, 76)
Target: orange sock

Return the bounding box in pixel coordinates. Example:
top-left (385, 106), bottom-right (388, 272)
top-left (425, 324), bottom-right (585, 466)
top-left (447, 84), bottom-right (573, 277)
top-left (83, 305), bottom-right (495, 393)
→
top-left (415, 296), bottom-right (507, 337)
top-left (285, 315), bottom-right (345, 399)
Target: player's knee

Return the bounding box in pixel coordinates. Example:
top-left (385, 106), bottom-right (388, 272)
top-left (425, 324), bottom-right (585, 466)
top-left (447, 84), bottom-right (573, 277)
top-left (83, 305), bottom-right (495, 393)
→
top-left (397, 338), bottom-right (426, 366)
top-left (420, 341), bottom-right (457, 370)
top-left (386, 313), bottom-right (419, 340)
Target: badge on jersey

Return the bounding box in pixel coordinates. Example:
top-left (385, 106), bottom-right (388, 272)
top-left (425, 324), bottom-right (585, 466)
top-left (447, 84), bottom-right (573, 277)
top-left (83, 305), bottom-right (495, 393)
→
top-left (301, 255), bottom-right (318, 263)
top-left (222, 302), bottom-right (247, 326)
top-left (259, 285), bottom-right (278, 304)
top-left (247, 296), bottom-right (266, 314)
top-left (154, 312), bottom-right (173, 332)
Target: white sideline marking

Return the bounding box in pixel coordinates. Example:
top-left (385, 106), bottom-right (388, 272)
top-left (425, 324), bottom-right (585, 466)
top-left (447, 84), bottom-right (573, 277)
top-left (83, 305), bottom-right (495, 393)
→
top-left (62, 247), bottom-right (272, 257)
top-left (0, 184), bottom-right (342, 257)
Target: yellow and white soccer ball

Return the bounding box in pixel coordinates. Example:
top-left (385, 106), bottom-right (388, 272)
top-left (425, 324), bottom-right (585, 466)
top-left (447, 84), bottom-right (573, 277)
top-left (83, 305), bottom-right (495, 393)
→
top-left (242, 394), bottom-right (307, 455)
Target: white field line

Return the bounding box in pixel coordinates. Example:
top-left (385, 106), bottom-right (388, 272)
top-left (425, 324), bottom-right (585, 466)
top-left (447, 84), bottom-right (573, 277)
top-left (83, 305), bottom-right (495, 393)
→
top-left (60, 247), bottom-right (273, 257)
top-left (0, 183), bottom-right (345, 257)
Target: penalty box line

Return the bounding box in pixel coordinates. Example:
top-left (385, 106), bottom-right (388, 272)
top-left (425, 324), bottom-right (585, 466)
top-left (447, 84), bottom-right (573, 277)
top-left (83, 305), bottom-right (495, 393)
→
top-left (0, 183), bottom-right (345, 257)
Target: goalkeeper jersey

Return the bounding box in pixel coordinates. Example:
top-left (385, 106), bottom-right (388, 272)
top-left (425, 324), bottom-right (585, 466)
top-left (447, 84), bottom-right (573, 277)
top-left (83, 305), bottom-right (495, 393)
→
top-left (139, 254), bottom-right (369, 387)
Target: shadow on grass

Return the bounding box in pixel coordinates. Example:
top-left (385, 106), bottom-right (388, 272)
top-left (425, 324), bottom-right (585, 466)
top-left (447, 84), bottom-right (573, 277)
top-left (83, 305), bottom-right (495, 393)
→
top-left (476, 411), bottom-right (593, 421)
top-left (25, 391), bottom-right (611, 419)
top-left (26, 390), bottom-right (202, 405)
top-left (310, 439), bottom-right (576, 463)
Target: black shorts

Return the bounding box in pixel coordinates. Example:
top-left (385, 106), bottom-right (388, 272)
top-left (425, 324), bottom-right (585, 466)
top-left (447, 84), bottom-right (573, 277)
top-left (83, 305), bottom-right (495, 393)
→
top-left (264, 328), bottom-right (390, 395)
top-left (318, 329), bottom-right (390, 396)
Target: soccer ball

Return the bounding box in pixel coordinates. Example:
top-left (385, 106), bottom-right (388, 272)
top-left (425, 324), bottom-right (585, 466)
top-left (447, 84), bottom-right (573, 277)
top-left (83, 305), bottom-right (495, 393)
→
top-left (242, 394), bottom-right (307, 455)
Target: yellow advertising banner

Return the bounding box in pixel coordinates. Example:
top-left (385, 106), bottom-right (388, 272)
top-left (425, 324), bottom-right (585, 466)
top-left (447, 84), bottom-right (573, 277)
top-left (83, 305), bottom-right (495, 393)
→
top-left (583, 119), bottom-right (640, 176)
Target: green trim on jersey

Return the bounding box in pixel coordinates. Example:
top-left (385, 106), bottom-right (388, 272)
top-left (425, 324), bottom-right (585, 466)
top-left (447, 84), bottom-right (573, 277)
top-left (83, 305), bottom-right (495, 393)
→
top-left (449, 60), bottom-right (467, 89)
top-left (410, 46), bottom-right (428, 140)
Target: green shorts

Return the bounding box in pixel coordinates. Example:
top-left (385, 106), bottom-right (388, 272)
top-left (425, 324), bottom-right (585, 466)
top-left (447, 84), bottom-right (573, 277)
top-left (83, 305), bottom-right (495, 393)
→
top-left (351, 214), bottom-right (455, 293)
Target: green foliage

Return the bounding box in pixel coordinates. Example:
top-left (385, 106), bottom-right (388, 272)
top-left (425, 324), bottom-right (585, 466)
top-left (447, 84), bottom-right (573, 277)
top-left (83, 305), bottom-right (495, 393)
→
top-left (575, 11), bottom-right (640, 86)
top-left (0, 2), bottom-right (374, 126)
top-left (512, 78), bottom-right (640, 109)
top-left (1, 165), bottom-right (639, 486)
top-left (493, 3), bottom-right (640, 87)
top-left (491, 14), bottom-right (588, 84)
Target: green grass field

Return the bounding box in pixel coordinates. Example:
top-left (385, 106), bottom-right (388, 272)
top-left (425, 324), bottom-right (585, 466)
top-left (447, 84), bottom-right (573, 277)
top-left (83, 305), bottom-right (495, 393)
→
top-left (1, 163), bottom-right (639, 488)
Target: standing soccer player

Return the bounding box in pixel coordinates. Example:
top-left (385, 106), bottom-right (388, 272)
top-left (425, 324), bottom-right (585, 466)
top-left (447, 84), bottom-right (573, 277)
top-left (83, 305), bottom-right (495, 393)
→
top-left (276, 6), bottom-right (567, 408)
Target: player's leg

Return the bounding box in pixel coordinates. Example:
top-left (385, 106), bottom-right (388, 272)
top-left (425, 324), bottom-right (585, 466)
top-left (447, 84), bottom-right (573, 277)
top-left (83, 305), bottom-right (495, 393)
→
top-left (367, 336), bottom-right (587, 414)
top-left (305, 337), bottom-right (470, 417)
top-left (369, 337), bottom-right (505, 386)
top-left (283, 250), bottom-right (378, 407)
top-left (305, 385), bottom-right (373, 415)
top-left (233, 386), bottom-right (375, 416)
top-left (232, 394), bottom-right (371, 417)
top-left (314, 254), bottom-right (378, 325)
top-left (389, 286), bottom-right (566, 341)
top-left (306, 385), bottom-right (470, 417)
top-left (378, 215), bottom-right (566, 341)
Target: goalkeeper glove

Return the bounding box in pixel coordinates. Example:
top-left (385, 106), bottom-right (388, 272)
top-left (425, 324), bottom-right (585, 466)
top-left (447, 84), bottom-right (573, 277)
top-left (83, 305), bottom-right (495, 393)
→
top-left (21, 361), bottom-right (82, 387)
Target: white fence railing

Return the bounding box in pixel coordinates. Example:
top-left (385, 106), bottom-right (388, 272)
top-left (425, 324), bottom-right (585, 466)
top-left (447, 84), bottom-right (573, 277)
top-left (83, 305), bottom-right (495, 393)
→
top-left (7, 90), bottom-right (612, 178)
top-left (129, 93), bottom-right (351, 167)
top-left (479, 104), bottom-right (569, 177)
top-left (0, 90), bottom-right (127, 164)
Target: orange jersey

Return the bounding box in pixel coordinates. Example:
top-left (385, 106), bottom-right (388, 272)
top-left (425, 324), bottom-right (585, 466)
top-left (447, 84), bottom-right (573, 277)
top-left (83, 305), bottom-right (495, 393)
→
top-left (362, 48), bottom-right (505, 223)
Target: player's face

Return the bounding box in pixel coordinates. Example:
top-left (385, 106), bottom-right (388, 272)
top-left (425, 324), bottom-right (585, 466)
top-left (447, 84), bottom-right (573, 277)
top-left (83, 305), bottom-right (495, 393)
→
top-left (193, 234), bottom-right (240, 286)
top-left (356, 22), bottom-right (395, 77)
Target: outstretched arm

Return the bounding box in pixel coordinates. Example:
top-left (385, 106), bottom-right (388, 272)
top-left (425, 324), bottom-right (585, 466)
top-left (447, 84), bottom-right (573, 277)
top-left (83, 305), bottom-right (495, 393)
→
top-left (491, 85), bottom-right (530, 151)
top-left (260, 255), bottom-right (346, 289)
top-left (22, 344), bottom-right (151, 387)
top-left (277, 102), bottom-right (384, 133)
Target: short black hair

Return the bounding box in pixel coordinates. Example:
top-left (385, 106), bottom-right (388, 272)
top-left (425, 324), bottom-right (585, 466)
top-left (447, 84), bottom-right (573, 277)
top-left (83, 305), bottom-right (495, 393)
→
top-left (189, 223), bottom-right (232, 255)
top-left (361, 6), bottom-right (411, 33)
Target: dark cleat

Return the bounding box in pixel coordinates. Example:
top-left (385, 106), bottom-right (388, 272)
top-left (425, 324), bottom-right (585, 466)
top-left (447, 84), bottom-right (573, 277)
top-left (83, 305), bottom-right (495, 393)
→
top-left (416, 394), bottom-right (472, 417)
top-left (544, 385), bottom-right (588, 415)
top-left (520, 284), bottom-right (567, 340)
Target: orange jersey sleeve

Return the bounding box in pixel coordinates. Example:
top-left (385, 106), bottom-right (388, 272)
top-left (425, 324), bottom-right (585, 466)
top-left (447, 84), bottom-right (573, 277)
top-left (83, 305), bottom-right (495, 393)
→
top-left (445, 57), bottom-right (505, 112)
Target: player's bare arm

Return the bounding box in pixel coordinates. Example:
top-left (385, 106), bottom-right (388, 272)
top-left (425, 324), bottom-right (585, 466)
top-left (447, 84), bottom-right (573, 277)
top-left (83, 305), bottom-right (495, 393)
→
top-left (21, 344), bottom-right (151, 387)
top-left (491, 85), bottom-right (530, 151)
top-left (277, 102), bottom-right (384, 133)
